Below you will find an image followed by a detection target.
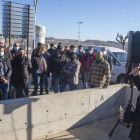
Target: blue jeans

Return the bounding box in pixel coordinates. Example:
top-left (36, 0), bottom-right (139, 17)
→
top-left (0, 82), bottom-right (9, 100)
top-left (52, 74), bottom-right (59, 93)
top-left (34, 74), bottom-right (46, 95)
top-left (83, 71), bottom-right (88, 89)
top-left (60, 80), bottom-right (76, 92)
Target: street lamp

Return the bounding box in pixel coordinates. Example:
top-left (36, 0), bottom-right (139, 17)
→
top-left (33, 0), bottom-right (38, 49)
top-left (77, 21), bottom-right (82, 46)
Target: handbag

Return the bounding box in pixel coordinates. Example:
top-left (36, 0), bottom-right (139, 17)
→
top-left (32, 70), bottom-right (41, 77)
top-left (59, 72), bottom-right (68, 82)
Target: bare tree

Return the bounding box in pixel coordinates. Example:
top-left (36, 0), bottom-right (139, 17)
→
top-left (116, 33), bottom-right (128, 50)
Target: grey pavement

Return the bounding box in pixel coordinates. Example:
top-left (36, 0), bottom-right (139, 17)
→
top-left (38, 114), bottom-right (131, 140)
top-left (28, 76), bottom-right (84, 95)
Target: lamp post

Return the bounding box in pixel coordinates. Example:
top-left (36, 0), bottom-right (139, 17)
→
top-left (77, 21), bottom-right (82, 46)
top-left (33, 0), bottom-right (38, 49)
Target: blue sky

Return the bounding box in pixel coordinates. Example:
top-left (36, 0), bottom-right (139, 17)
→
top-left (0, 0), bottom-right (140, 41)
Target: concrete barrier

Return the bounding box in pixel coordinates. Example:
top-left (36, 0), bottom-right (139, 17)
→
top-left (0, 84), bottom-right (137, 140)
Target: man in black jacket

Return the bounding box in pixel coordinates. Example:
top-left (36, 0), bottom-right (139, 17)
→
top-left (44, 51), bottom-right (50, 94)
top-left (64, 46), bottom-right (70, 56)
top-left (12, 48), bottom-right (32, 98)
top-left (120, 66), bottom-right (140, 140)
top-left (11, 43), bottom-right (20, 59)
top-left (50, 45), bottom-right (67, 93)
top-left (47, 43), bottom-right (56, 56)
top-left (47, 43), bottom-right (56, 90)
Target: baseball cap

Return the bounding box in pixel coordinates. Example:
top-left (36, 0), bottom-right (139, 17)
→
top-left (57, 45), bottom-right (63, 50)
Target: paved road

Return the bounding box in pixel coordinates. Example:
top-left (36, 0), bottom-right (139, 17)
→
top-left (28, 75), bottom-right (116, 95)
top-left (28, 76), bottom-right (84, 95)
top-left (38, 114), bottom-right (131, 140)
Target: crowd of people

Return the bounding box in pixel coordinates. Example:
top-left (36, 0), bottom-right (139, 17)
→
top-left (0, 36), bottom-right (113, 100)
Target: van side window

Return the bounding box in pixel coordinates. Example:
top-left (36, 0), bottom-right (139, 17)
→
top-left (84, 49), bottom-right (97, 54)
top-left (107, 53), bottom-right (121, 66)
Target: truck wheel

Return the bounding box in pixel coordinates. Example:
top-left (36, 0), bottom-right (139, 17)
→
top-left (118, 75), bottom-right (125, 84)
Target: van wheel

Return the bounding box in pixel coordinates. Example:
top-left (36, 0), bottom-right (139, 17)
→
top-left (118, 75), bottom-right (125, 84)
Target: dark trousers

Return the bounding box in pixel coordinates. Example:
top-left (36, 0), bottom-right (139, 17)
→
top-left (14, 82), bottom-right (29, 98)
top-left (45, 77), bottom-right (49, 92)
top-left (60, 80), bottom-right (77, 92)
top-left (90, 85), bottom-right (98, 88)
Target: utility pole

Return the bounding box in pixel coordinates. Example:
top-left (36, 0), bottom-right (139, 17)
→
top-left (33, 0), bottom-right (38, 49)
top-left (77, 21), bottom-right (82, 46)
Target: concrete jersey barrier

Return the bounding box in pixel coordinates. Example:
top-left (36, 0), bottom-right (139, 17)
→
top-left (0, 84), bottom-right (138, 140)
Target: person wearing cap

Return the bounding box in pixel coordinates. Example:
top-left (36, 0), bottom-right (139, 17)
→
top-left (49, 45), bottom-right (67, 93)
top-left (58, 42), bottom-right (63, 46)
top-left (102, 47), bottom-right (113, 72)
top-left (11, 43), bottom-right (20, 59)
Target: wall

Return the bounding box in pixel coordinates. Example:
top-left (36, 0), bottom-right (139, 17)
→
top-left (0, 84), bottom-right (134, 140)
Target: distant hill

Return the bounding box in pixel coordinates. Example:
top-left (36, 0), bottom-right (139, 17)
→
top-left (45, 37), bottom-right (128, 50)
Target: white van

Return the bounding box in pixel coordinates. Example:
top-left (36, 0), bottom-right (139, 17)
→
top-left (80, 45), bottom-right (127, 84)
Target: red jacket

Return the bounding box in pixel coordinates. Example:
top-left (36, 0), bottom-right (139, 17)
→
top-left (81, 52), bottom-right (96, 74)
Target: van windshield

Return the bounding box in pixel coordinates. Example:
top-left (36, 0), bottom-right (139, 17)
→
top-left (112, 52), bottom-right (127, 64)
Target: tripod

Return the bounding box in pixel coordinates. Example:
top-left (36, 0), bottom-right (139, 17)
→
top-left (109, 80), bottom-right (136, 140)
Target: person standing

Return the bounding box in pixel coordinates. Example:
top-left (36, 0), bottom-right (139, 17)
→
top-left (11, 43), bottom-right (20, 59)
top-left (50, 45), bottom-right (67, 93)
top-left (77, 45), bottom-right (85, 62)
top-left (81, 46), bottom-right (96, 89)
top-left (44, 50), bottom-right (50, 94)
top-left (60, 52), bottom-right (81, 92)
top-left (88, 51), bottom-right (111, 88)
top-left (47, 43), bottom-right (56, 56)
top-left (47, 43), bottom-right (56, 90)
top-left (102, 47), bottom-right (113, 72)
top-left (69, 45), bottom-right (81, 62)
top-left (12, 48), bottom-right (32, 98)
top-left (64, 46), bottom-right (70, 56)
top-left (32, 44), bottom-right (47, 95)
top-left (0, 46), bottom-right (12, 100)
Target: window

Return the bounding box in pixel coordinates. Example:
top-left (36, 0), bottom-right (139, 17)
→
top-left (83, 49), bottom-right (97, 54)
top-left (107, 53), bottom-right (121, 66)
top-left (112, 52), bottom-right (127, 65)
